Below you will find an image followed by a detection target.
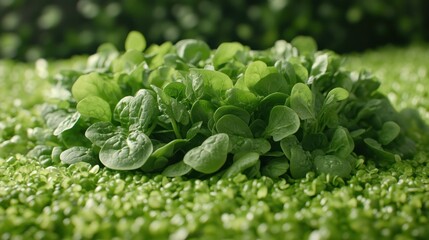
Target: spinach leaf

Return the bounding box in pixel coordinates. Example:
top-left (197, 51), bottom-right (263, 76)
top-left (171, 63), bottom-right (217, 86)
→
top-left (183, 133), bottom-right (229, 174)
top-left (125, 31), bottom-right (146, 52)
top-left (224, 88), bottom-right (259, 112)
top-left (60, 146), bottom-right (98, 165)
top-left (328, 127), bottom-right (354, 158)
top-left (99, 130), bottom-right (153, 170)
top-left (213, 105), bottom-right (251, 124)
top-left (76, 96), bottom-right (112, 122)
top-left (215, 114), bottom-right (253, 138)
top-left (190, 69), bottom-right (233, 99)
top-left (310, 54), bottom-right (328, 77)
top-left (85, 122), bottom-right (124, 148)
top-left (72, 72), bottom-right (122, 107)
top-left (252, 73), bottom-right (289, 96)
top-left (113, 89), bottom-right (158, 131)
top-left (314, 155), bottom-right (352, 178)
top-left (228, 135), bottom-right (271, 155)
top-left (261, 157), bottom-right (289, 178)
top-left (289, 145), bottom-right (313, 179)
top-left (264, 106), bottom-right (300, 141)
top-left (176, 39), bottom-right (211, 65)
top-left (378, 121), bottom-right (400, 145)
top-left (191, 100), bottom-right (215, 124)
top-left (324, 87), bottom-right (349, 105)
top-left (244, 60), bottom-right (270, 90)
top-left (53, 112), bottom-right (81, 136)
top-left (223, 152), bottom-right (260, 178)
top-left (290, 83), bottom-right (315, 120)
top-left (213, 42), bottom-right (244, 68)
top-left (162, 161), bottom-right (192, 177)
top-left (291, 36), bottom-right (317, 55)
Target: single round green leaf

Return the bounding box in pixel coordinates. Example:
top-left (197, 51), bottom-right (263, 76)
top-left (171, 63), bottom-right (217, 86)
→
top-left (228, 135), bottom-right (271, 155)
top-left (99, 130), bottom-right (153, 170)
top-left (290, 83), bottom-right (315, 120)
top-left (77, 96), bottom-right (112, 122)
top-left (224, 88), bottom-right (259, 112)
top-left (213, 42), bottom-right (244, 68)
top-left (191, 69), bottom-right (233, 98)
top-left (60, 146), bottom-right (97, 165)
top-left (162, 161), bottom-right (192, 177)
top-left (125, 31), bottom-right (146, 52)
top-left (289, 146), bottom-right (313, 179)
top-left (378, 121), bottom-right (401, 145)
top-left (314, 155), bottom-right (352, 178)
top-left (71, 72), bottom-right (122, 107)
top-left (183, 133), bottom-right (229, 174)
top-left (265, 106), bottom-right (300, 141)
top-left (85, 122), bottom-right (123, 147)
top-left (176, 39), bottom-right (211, 64)
top-left (325, 87), bottom-right (349, 105)
top-left (223, 152), bottom-right (260, 178)
top-left (261, 157), bottom-right (289, 178)
top-left (191, 100), bottom-right (215, 124)
top-left (291, 36), bottom-right (317, 55)
top-left (244, 60), bottom-right (270, 89)
top-left (310, 54), bottom-right (329, 77)
top-left (215, 114), bottom-right (253, 138)
top-left (213, 105), bottom-right (251, 124)
top-left (328, 127), bottom-right (354, 158)
top-left (53, 112), bottom-right (80, 136)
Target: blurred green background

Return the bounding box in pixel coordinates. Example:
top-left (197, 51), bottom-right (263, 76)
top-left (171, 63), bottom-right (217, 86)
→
top-left (1, 0), bottom-right (428, 61)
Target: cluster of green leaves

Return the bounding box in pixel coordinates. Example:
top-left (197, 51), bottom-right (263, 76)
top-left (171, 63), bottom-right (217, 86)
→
top-left (33, 31), bottom-right (418, 179)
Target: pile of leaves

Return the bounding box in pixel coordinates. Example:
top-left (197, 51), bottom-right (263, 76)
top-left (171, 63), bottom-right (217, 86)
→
top-left (29, 31), bottom-right (418, 179)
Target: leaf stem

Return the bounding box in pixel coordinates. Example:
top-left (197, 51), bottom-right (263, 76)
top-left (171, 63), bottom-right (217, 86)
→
top-left (146, 121), bottom-right (158, 136)
top-left (171, 119), bottom-right (182, 139)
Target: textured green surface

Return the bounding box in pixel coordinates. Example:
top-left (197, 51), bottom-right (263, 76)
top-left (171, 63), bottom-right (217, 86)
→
top-left (1, 46), bottom-right (429, 239)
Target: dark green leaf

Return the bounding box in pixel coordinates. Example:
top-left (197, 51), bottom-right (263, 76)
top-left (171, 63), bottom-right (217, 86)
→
top-left (183, 133), bottom-right (229, 174)
top-left (314, 155), bottom-right (352, 178)
top-left (290, 83), bottom-right (315, 120)
top-left (265, 106), bottom-right (300, 141)
top-left (262, 157), bottom-right (289, 178)
top-left (223, 152), bottom-right (260, 178)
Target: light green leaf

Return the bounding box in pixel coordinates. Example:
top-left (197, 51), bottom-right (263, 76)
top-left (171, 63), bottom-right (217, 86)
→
top-left (325, 87), bottom-right (349, 105)
top-left (191, 69), bottom-right (233, 98)
top-left (213, 42), bottom-right (244, 68)
top-left (291, 36), bottom-right (317, 55)
top-left (77, 96), bottom-right (112, 122)
top-left (125, 31), bottom-right (146, 52)
top-left (244, 61), bottom-right (270, 89)
top-left (72, 72), bottom-right (122, 107)
top-left (176, 39), bottom-right (211, 64)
